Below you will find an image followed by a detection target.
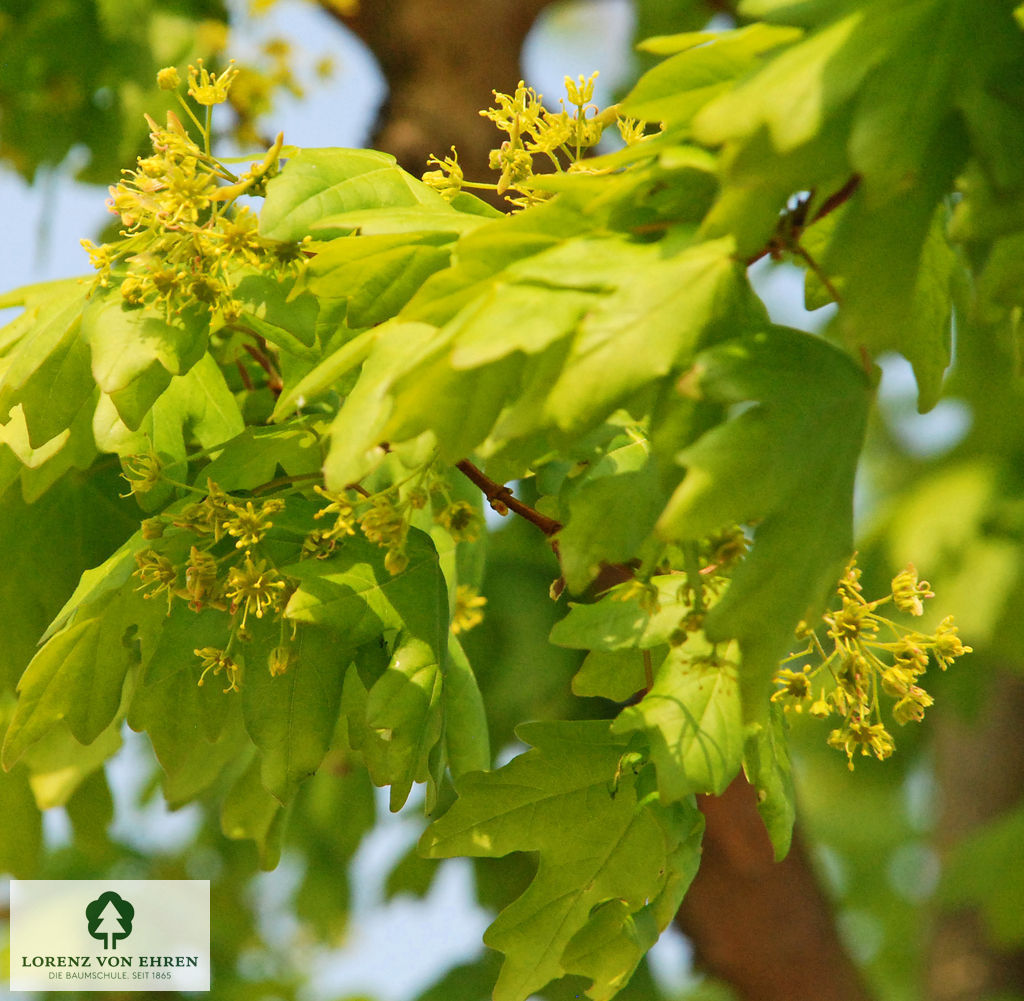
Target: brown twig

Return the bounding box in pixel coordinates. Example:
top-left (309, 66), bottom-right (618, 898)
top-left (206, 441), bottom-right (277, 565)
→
top-left (744, 174), bottom-right (862, 267)
top-left (235, 356), bottom-right (254, 392)
top-left (455, 459), bottom-right (562, 536)
top-left (242, 342), bottom-right (283, 394)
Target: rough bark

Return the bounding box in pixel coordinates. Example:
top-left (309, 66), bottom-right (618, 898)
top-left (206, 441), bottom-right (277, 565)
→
top-left (927, 671), bottom-right (1024, 1001)
top-left (676, 777), bottom-right (875, 1001)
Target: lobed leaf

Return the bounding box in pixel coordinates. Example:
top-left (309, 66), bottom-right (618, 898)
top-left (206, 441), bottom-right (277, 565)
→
top-left (421, 720), bottom-right (703, 1001)
top-left (613, 646), bottom-right (744, 801)
top-left (260, 148), bottom-right (449, 242)
top-left (657, 327), bottom-right (871, 718)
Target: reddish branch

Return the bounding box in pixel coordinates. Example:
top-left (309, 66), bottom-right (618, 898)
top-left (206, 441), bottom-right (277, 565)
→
top-left (454, 459), bottom-right (561, 536)
top-left (745, 174), bottom-right (862, 267)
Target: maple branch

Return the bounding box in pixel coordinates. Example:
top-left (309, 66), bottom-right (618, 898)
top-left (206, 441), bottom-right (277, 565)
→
top-left (455, 459), bottom-right (562, 536)
top-left (745, 174), bottom-right (862, 267)
top-left (241, 341), bottom-right (283, 394)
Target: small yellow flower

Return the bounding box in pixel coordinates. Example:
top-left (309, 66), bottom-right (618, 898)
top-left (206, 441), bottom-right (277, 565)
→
top-left (617, 116), bottom-right (646, 146)
top-left (134, 549), bottom-right (178, 611)
top-left (891, 564), bottom-right (934, 616)
top-left (187, 58), bottom-right (239, 106)
top-left (423, 147), bottom-right (464, 201)
top-left (436, 500), bottom-right (482, 543)
top-left (452, 585), bottom-right (487, 635)
top-left (184, 546), bottom-right (220, 610)
top-left (120, 452), bottom-right (163, 496)
top-left (892, 635), bottom-right (930, 671)
top-left (301, 529), bottom-right (337, 561)
top-left (222, 498), bottom-right (285, 549)
top-left (933, 616), bottom-right (972, 667)
top-left (225, 552), bottom-right (287, 627)
top-left (893, 687), bottom-right (933, 725)
top-left (361, 498), bottom-right (406, 548)
top-left (771, 668), bottom-right (812, 708)
top-left (825, 597), bottom-right (878, 643)
top-left (268, 645), bottom-right (295, 677)
top-left (141, 518), bottom-right (166, 540)
top-left (195, 646), bottom-right (241, 692)
top-left (384, 548), bottom-right (409, 576)
top-left (564, 71), bottom-right (598, 107)
top-left (828, 717), bottom-right (895, 769)
top-left (313, 485), bottom-right (357, 538)
top-left (880, 664), bottom-right (918, 699)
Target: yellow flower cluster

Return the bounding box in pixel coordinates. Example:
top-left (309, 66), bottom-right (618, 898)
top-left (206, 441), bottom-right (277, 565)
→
top-left (81, 61), bottom-right (296, 320)
top-left (772, 560), bottom-right (971, 768)
top-left (424, 72), bottom-right (637, 209)
top-left (131, 465), bottom-right (488, 692)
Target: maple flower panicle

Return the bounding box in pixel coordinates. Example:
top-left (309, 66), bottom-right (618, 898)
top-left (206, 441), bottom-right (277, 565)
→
top-left (778, 555), bottom-right (969, 764)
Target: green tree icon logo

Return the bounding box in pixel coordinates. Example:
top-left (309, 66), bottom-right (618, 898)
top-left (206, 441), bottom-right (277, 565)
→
top-left (85, 892), bottom-right (134, 950)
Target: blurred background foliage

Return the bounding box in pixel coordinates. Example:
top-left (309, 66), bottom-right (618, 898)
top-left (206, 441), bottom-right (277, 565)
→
top-left (2, 2), bottom-right (1023, 1000)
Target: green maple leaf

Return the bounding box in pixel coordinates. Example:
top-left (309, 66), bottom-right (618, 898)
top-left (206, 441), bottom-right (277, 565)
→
top-left (613, 645), bottom-right (744, 801)
top-left (420, 720), bottom-right (703, 1001)
top-left (657, 327), bottom-right (872, 719)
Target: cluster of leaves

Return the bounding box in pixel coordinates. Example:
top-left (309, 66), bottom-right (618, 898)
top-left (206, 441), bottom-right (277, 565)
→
top-left (4, 0), bottom-right (1016, 995)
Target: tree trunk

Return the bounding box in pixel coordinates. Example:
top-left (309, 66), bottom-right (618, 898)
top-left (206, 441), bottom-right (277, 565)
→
top-left (927, 671), bottom-right (1024, 1001)
top-left (677, 777), bottom-right (875, 1001)
top-left (332, 0), bottom-right (554, 191)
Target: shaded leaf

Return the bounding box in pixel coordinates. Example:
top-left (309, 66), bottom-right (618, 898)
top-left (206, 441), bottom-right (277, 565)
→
top-left (3, 588), bottom-right (164, 768)
top-left (658, 328), bottom-right (871, 718)
top-left (221, 753), bottom-right (287, 870)
top-left (742, 704), bottom-right (796, 859)
top-left (242, 626), bottom-right (348, 804)
top-left (442, 635), bottom-right (490, 779)
top-left (0, 761), bottom-right (42, 876)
